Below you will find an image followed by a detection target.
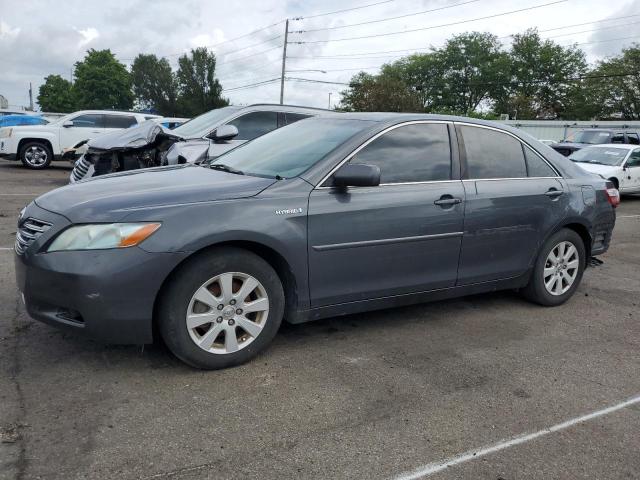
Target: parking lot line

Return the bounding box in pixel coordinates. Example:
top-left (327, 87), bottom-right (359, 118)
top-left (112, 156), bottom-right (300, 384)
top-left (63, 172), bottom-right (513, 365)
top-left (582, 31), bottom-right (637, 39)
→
top-left (0, 193), bottom-right (43, 196)
top-left (618, 214), bottom-right (640, 219)
top-left (394, 394), bottom-right (640, 480)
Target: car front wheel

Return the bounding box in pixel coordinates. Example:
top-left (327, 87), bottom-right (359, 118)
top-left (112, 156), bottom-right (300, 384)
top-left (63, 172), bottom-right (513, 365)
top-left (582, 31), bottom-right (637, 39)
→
top-left (158, 248), bottom-right (285, 369)
top-left (522, 228), bottom-right (586, 306)
top-left (20, 141), bottom-right (53, 169)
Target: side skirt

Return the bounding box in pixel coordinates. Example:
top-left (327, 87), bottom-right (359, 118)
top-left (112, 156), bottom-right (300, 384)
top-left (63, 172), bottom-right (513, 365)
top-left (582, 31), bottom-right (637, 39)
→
top-left (287, 272), bottom-right (531, 324)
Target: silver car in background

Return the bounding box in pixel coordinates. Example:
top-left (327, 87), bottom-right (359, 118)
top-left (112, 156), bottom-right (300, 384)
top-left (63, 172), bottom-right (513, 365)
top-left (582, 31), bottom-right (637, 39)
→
top-left (70, 104), bottom-right (328, 183)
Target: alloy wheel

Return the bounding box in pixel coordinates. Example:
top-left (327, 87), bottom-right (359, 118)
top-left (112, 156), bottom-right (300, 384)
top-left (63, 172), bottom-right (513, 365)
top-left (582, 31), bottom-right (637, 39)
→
top-left (24, 145), bottom-right (48, 166)
top-left (543, 241), bottom-right (580, 296)
top-left (185, 272), bottom-right (270, 354)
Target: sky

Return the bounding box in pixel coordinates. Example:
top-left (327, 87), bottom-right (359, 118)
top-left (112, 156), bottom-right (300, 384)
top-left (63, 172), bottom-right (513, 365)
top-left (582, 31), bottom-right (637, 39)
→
top-left (0, 0), bottom-right (638, 112)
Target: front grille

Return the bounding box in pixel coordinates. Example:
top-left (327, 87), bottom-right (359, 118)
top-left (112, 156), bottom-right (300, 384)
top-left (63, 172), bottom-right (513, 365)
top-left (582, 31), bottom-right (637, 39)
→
top-left (71, 155), bottom-right (92, 182)
top-left (15, 218), bottom-right (52, 255)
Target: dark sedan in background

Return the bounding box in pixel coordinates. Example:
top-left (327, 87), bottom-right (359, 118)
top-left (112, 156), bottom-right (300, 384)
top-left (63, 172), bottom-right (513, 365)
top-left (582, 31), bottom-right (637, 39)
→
top-left (552, 128), bottom-right (640, 157)
top-left (15, 114), bottom-right (617, 369)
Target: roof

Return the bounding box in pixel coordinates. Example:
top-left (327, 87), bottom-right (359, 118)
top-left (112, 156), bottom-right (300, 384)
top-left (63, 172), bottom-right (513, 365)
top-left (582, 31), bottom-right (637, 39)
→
top-left (67, 110), bottom-right (161, 117)
top-left (243, 103), bottom-right (331, 112)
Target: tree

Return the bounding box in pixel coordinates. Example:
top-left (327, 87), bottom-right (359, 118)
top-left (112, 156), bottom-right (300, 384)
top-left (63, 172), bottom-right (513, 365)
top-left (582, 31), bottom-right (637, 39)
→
top-left (131, 54), bottom-right (178, 115)
top-left (339, 71), bottom-right (421, 112)
top-left (37, 75), bottom-right (76, 112)
top-left (73, 49), bottom-right (133, 110)
top-left (176, 47), bottom-right (228, 116)
top-left (431, 32), bottom-right (510, 114)
top-left (585, 45), bottom-right (640, 120)
top-left (495, 30), bottom-right (589, 119)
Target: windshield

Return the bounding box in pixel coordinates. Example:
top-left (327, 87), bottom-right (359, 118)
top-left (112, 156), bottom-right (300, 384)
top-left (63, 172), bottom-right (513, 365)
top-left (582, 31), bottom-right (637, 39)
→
top-left (172, 106), bottom-right (241, 139)
top-left (565, 130), bottom-right (611, 144)
top-left (211, 118), bottom-right (371, 179)
top-left (570, 147), bottom-right (628, 166)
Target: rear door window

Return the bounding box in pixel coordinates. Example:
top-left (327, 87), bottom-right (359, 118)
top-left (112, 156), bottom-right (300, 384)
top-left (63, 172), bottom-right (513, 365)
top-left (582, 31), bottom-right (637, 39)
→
top-left (104, 115), bottom-right (137, 128)
top-left (460, 125), bottom-right (526, 179)
top-left (350, 123), bottom-right (451, 183)
top-left (227, 111), bottom-right (278, 141)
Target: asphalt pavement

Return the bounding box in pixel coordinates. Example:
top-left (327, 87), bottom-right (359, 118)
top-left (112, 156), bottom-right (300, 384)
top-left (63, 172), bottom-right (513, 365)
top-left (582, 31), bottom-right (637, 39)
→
top-left (0, 161), bottom-right (638, 480)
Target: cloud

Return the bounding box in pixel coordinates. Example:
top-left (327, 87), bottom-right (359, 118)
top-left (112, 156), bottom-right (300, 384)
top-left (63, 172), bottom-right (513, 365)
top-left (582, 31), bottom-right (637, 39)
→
top-left (0, 21), bottom-right (20, 40)
top-left (586, 0), bottom-right (640, 59)
top-left (75, 27), bottom-right (100, 47)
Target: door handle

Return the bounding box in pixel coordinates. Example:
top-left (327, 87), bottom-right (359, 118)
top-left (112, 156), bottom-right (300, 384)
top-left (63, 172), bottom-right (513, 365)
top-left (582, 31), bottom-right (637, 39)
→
top-left (545, 189), bottom-right (564, 198)
top-left (434, 196), bottom-right (462, 207)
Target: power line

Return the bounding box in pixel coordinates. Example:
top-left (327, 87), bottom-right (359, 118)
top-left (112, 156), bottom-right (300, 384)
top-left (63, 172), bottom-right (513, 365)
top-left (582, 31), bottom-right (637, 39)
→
top-left (299, 0), bottom-right (484, 33)
top-left (498, 13), bottom-right (640, 38)
top-left (296, 0), bottom-right (396, 20)
top-left (222, 77), bottom-right (281, 92)
top-left (286, 14), bottom-right (640, 61)
top-left (543, 21), bottom-right (640, 40)
top-left (290, 0), bottom-right (567, 44)
top-left (216, 46), bottom-right (281, 67)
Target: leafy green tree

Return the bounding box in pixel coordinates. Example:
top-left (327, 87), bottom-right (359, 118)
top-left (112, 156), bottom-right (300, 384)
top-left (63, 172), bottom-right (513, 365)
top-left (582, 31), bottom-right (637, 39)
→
top-left (495, 30), bottom-right (588, 119)
top-left (176, 47), bottom-right (228, 116)
top-left (430, 32), bottom-right (511, 114)
top-left (73, 49), bottom-right (133, 110)
top-left (131, 54), bottom-right (178, 115)
top-left (585, 45), bottom-right (640, 119)
top-left (37, 75), bottom-right (76, 112)
top-left (339, 71), bottom-right (421, 112)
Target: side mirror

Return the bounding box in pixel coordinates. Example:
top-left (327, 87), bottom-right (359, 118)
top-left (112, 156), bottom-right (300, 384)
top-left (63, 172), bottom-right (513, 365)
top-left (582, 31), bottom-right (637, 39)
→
top-left (210, 124), bottom-right (238, 143)
top-left (63, 120), bottom-right (74, 128)
top-left (332, 163), bottom-right (381, 188)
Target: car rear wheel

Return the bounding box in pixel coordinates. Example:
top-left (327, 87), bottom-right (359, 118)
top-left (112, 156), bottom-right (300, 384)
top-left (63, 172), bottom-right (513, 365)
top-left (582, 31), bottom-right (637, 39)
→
top-left (20, 141), bottom-right (53, 169)
top-left (158, 248), bottom-right (284, 369)
top-left (522, 228), bottom-right (586, 306)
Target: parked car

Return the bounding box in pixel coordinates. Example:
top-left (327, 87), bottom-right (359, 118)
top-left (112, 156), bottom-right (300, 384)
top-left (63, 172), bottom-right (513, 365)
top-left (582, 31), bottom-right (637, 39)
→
top-left (15, 114), bottom-right (617, 369)
top-left (552, 129), bottom-right (640, 157)
top-left (0, 110), bottom-right (160, 169)
top-left (538, 139), bottom-right (557, 146)
top-left (69, 104), bottom-right (328, 183)
top-left (0, 114), bottom-right (48, 127)
top-left (570, 144), bottom-right (640, 193)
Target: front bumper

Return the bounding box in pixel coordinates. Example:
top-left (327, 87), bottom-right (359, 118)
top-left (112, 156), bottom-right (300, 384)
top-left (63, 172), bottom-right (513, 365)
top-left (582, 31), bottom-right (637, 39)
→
top-left (0, 137), bottom-right (17, 159)
top-left (14, 203), bottom-right (189, 344)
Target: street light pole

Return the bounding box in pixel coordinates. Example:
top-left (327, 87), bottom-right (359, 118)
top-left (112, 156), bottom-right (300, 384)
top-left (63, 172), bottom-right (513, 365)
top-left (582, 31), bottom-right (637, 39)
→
top-left (328, 92), bottom-right (332, 110)
top-left (279, 19), bottom-right (289, 105)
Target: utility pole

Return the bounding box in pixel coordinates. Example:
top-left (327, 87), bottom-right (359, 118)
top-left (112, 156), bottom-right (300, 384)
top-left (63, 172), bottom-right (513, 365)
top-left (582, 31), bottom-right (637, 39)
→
top-left (28, 82), bottom-right (33, 111)
top-left (279, 19), bottom-right (289, 105)
top-left (328, 92), bottom-right (332, 109)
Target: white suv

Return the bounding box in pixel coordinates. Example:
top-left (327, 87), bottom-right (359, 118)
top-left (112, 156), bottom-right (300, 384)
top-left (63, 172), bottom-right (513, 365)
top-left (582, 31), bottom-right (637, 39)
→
top-left (0, 110), bottom-right (158, 169)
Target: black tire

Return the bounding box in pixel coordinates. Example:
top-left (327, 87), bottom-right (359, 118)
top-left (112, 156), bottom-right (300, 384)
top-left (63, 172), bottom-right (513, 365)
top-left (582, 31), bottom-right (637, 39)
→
top-left (19, 141), bottom-right (53, 169)
top-left (158, 247), bottom-right (285, 369)
top-left (522, 228), bottom-right (586, 306)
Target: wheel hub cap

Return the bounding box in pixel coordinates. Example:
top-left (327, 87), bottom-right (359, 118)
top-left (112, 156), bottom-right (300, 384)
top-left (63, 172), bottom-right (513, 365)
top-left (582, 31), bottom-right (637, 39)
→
top-left (185, 272), bottom-right (270, 354)
top-left (543, 241), bottom-right (579, 296)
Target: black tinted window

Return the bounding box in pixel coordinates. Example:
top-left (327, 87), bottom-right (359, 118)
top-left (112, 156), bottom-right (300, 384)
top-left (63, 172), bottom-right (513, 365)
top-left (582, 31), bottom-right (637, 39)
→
top-left (611, 133), bottom-right (625, 144)
top-left (627, 133), bottom-right (639, 145)
top-left (104, 115), bottom-right (137, 128)
top-left (627, 150), bottom-right (640, 167)
top-left (524, 146), bottom-right (556, 177)
top-left (461, 126), bottom-right (526, 179)
top-left (285, 112), bottom-right (311, 125)
top-left (72, 114), bottom-right (103, 128)
top-left (350, 123), bottom-right (451, 183)
top-left (227, 111), bottom-right (278, 140)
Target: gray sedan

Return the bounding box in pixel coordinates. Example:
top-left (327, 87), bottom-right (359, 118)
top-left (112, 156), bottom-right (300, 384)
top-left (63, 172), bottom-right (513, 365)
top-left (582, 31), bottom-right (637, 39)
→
top-left (15, 113), bottom-right (617, 369)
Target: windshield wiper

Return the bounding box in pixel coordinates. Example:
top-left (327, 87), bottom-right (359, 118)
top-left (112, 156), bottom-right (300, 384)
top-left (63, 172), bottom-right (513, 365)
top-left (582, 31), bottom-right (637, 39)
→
top-left (210, 163), bottom-right (244, 175)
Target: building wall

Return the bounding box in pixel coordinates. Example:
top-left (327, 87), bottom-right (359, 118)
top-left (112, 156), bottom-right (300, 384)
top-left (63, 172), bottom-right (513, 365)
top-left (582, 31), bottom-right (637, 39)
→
top-left (498, 120), bottom-right (640, 142)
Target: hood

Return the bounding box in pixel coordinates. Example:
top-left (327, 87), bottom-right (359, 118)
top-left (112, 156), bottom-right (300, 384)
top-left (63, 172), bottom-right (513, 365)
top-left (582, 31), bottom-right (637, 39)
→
top-left (35, 164), bottom-right (276, 222)
top-left (87, 120), bottom-right (183, 151)
top-left (572, 162), bottom-right (620, 177)
top-left (5, 124), bottom-right (55, 135)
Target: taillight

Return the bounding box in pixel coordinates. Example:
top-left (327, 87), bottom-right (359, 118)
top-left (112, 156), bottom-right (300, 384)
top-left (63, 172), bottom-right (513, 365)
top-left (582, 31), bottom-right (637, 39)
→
top-left (604, 181), bottom-right (620, 208)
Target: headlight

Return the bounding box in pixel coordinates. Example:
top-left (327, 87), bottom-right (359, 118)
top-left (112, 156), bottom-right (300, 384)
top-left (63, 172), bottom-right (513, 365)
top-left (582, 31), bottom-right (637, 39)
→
top-left (0, 128), bottom-right (12, 138)
top-left (47, 223), bottom-right (161, 252)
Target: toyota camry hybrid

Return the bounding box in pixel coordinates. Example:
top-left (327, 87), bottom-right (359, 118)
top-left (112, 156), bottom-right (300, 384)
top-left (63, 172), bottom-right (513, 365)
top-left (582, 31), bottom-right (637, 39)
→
top-left (14, 114), bottom-right (617, 369)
